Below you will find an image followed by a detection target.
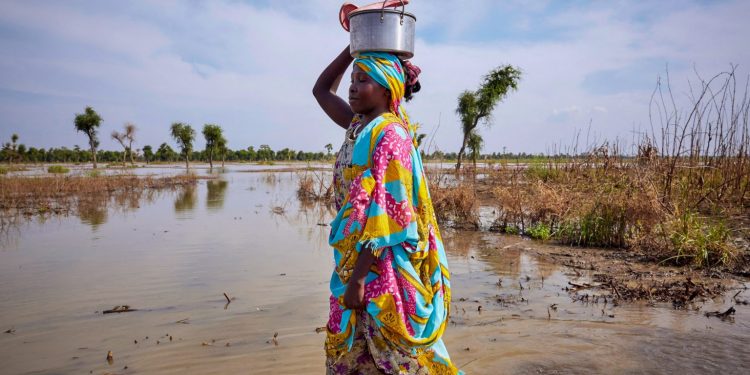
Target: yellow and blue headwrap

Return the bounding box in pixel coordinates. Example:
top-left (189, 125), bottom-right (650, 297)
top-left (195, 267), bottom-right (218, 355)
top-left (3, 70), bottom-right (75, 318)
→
top-left (353, 52), bottom-right (414, 137)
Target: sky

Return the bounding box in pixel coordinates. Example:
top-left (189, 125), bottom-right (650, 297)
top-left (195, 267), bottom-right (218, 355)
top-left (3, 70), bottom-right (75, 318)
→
top-left (0, 0), bottom-right (748, 155)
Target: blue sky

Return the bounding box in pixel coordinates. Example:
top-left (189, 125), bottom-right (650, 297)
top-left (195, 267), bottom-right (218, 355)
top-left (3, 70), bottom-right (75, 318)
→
top-left (1, 0), bottom-right (748, 154)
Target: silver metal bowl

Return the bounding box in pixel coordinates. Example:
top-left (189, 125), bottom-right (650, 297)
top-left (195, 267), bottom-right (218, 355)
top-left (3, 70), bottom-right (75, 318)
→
top-left (348, 8), bottom-right (416, 58)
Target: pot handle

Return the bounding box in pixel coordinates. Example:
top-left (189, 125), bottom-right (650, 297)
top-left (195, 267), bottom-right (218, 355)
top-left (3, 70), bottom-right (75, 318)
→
top-left (380, 0), bottom-right (406, 24)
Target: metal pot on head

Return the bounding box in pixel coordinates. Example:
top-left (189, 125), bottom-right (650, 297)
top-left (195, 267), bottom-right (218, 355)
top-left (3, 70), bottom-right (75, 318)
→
top-left (348, 1), bottom-right (416, 58)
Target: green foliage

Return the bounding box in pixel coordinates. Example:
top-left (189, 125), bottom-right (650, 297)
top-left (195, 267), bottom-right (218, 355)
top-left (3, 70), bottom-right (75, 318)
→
top-left (74, 107), bottom-right (102, 147)
top-left (142, 145), bottom-right (153, 163)
top-left (555, 205), bottom-right (628, 248)
top-left (527, 222), bottom-right (551, 241)
top-left (47, 165), bottom-right (70, 174)
top-left (74, 106), bottom-right (102, 168)
top-left (202, 123), bottom-right (223, 167)
top-left (85, 169), bottom-right (102, 178)
top-left (502, 224), bottom-right (520, 235)
top-left (0, 166), bottom-right (7, 175)
top-left (662, 211), bottom-right (735, 267)
top-left (256, 144), bottom-right (274, 161)
top-left (455, 65), bottom-right (521, 170)
top-left (170, 122), bottom-right (195, 168)
top-left (525, 163), bottom-right (562, 182)
top-left (467, 131), bottom-right (483, 165)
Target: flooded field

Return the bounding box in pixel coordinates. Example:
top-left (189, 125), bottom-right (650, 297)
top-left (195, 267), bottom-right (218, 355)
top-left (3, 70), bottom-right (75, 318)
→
top-left (1, 165), bottom-right (748, 374)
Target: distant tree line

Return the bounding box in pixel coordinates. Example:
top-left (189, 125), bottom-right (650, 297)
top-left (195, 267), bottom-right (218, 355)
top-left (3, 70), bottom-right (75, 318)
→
top-left (2, 103), bottom-right (562, 166)
top-left (0, 138), bottom-right (332, 164)
top-left (0, 135), bottom-right (571, 165)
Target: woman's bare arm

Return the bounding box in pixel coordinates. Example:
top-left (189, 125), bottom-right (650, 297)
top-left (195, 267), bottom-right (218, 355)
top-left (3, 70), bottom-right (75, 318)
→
top-left (343, 248), bottom-right (376, 310)
top-left (313, 45), bottom-right (355, 129)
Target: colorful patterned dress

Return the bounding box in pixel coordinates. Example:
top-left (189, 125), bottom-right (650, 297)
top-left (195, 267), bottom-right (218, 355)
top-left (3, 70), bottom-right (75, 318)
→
top-left (326, 113), bottom-right (460, 374)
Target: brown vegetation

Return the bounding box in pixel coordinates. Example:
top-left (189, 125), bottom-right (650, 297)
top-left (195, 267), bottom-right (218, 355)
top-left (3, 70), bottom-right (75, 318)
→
top-left (427, 169), bottom-right (480, 229)
top-left (486, 68), bottom-right (749, 271)
top-left (0, 174), bottom-right (203, 222)
top-left (296, 171), bottom-right (333, 204)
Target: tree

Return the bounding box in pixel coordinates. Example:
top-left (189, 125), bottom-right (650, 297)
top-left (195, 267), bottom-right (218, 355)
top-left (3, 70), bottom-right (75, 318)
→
top-left (216, 136), bottom-right (228, 167)
top-left (455, 66), bottom-right (521, 173)
top-left (257, 144), bottom-right (274, 161)
top-left (325, 143), bottom-right (333, 156)
top-left (111, 122), bottom-right (137, 165)
top-left (467, 131), bottom-right (483, 169)
top-left (142, 145), bottom-right (153, 164)
top-left (170, 122), bottom-right (195, 169)
top-left (6, 133), bottom-right (19, 163)
top-left (74, 106), bottom-right (103, 169)
top-left (202, 124), bottom-right (223, 169)
top-left (155, 142), bottom-right (177, 161)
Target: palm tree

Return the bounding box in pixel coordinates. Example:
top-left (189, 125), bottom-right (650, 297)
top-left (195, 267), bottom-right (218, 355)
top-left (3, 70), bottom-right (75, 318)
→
top-left (455, 66), bottom-right (521, 173)
top-left (74, 106), bottom-right (103, 169)
top-left (170, 122), bottom-right (195, 169)
top-left (325, 143), bottom-right (333, 156)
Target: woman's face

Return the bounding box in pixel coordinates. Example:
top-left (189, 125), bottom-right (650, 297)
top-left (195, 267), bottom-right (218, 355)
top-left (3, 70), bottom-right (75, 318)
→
top-left (348, 65), bottom-right (389, 115)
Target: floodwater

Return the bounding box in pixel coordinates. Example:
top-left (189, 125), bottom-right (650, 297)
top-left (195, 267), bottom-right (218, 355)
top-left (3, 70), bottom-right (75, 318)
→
top-left (0, 165), bottom-right (748, 374)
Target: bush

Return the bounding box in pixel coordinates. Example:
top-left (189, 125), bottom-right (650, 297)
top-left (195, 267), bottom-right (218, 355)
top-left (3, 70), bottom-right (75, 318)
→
top-left (527, 222), bottom-right (551, 241)
top-left (47, 165), bottom-right (70, 174)
top-left (659, 211), bottom-right (737, 268)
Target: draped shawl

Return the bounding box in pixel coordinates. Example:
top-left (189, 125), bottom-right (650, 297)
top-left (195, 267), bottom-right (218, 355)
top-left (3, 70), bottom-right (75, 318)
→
top-left (325, 111), bottom-right (457, 372)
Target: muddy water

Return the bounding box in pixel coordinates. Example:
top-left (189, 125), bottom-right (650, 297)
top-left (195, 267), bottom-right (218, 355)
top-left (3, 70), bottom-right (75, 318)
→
top-left (0, 166), bottom-right (748, 374)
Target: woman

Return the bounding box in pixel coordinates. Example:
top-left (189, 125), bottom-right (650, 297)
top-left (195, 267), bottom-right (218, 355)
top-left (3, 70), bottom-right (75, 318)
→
top-left (313, 46), bottom-right (460, 374)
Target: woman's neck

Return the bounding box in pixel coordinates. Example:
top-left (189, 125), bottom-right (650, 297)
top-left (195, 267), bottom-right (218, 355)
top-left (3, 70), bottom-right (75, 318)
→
top-left (361, 109), bottom-right (389, 127)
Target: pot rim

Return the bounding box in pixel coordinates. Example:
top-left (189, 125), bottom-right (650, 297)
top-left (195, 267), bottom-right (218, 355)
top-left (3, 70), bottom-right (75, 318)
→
top-left (347, 8), bottom-right (417, 22)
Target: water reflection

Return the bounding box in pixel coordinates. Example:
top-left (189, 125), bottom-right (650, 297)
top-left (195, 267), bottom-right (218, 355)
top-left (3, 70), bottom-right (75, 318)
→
top-left (174, 185), bottom-right (197, 213)
top-left (206, 180), bottom-right (228, 210)
top-left (77, 195), bottom-right (108, 229)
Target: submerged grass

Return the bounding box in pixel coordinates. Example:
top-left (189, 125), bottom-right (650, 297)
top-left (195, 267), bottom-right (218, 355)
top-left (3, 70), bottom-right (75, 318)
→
top-left (0, 174), bottom-right (204, 220)
top-left (296, 171), bottom-right (333, 205)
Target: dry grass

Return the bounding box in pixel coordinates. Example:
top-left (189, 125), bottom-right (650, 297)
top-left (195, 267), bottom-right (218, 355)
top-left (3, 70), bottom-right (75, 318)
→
top-left (0, 174), bottom-right (203, 219)
top-left (426, 169), bottom-right (479, 229)
top-left (485, 151), bottom-right (746, 270)
top-left (296, 171), bottom-right (333, 204)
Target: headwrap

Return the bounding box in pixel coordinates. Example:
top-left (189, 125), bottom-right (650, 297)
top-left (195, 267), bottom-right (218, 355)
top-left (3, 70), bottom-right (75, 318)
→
top-left (353, 52), bottom-right (416, 142)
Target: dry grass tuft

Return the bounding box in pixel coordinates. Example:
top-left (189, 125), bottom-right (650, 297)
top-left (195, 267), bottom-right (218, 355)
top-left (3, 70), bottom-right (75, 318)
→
top-left (296, 171), bottom-right (333, 205)
top-left (427, 169), bottom-right (479, 229)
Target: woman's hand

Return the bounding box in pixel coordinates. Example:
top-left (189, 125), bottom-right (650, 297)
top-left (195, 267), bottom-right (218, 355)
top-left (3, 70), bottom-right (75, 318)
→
top-left (343, 247), bottom-right (377, 310)
top-left (343, 278), bottom-right (366, 310)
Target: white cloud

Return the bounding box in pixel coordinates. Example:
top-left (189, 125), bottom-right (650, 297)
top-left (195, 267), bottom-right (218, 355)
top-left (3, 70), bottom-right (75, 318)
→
top-left (0, 0), bottom-right (748, 155)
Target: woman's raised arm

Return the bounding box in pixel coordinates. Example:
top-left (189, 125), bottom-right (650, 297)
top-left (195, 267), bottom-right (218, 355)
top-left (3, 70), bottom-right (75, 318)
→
top-left (312, 45), bottom-right (355, 129)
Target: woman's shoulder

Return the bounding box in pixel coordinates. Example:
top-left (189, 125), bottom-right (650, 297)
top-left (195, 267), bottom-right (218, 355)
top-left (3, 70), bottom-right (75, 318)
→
top-left (372, 113), bottom-right (408, 135)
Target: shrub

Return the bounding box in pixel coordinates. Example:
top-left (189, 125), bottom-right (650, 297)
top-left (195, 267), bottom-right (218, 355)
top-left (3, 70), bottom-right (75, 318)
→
top-left (527, 222), bottom-right (551, 241)
top-left (659, 211), bottom-right (737, 268)
top-left (47, 165), bottom-right (70, 174)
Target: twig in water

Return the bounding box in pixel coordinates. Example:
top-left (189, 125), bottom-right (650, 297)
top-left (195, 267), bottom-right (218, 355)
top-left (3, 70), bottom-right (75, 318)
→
top-left (103, 305), bottom-right (137, 314)
top-left (704, 306), bottom-right (736, 319)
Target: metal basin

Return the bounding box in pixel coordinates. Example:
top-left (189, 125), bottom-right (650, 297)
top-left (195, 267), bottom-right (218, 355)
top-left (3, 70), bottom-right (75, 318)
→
top-left (349, 8), bottom-right (416, 58)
